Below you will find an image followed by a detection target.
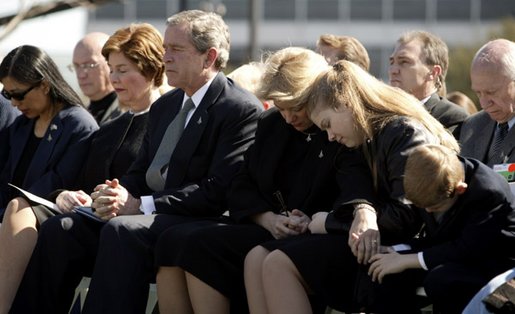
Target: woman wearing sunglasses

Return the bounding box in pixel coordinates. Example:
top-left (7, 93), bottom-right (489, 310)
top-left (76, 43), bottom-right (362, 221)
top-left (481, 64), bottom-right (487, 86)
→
top-left (0, 45), bottom-right (98, 312)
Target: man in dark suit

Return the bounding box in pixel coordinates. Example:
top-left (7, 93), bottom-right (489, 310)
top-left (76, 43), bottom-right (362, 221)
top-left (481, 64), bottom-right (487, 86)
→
top-left (389, 30), bottom-right (469, 136)
top-left (459, 39), bottom-right (515, 167)
top-left (12, 10), bottom-right (262, 314)
top-left (0, 97), bottom-right (19, 168)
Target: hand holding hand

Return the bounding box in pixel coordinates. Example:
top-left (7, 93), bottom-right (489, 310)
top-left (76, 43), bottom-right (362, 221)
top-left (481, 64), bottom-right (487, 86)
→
top-left (348, 207), bottom-right (380, 264)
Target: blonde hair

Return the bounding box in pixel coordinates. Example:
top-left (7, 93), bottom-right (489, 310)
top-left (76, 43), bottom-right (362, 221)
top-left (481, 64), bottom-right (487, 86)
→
top-left (306, 60), bottom-right (459, 152)
top-left (404, 144), bottom-right (464, 208)
top-left (227, 62), bottom-right (265, 95)
top-left (256, 47), bottom-right (328, 106)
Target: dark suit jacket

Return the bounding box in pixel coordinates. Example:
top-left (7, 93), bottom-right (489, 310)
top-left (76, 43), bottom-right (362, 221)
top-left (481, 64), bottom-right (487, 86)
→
top-left (459, 110), bottom-right (515, 167)
top-left (0, 105), bottom-right (98, 210)
top-left (0, 98), bottom-right (20, 169)
top-left (411, 157), bottom-right (515, 274)
top-left (121, 73), bottom-right (262, 217)
top-left (424, 93), bottom-right (469, 137)
top-left (76, 111), bottom-right (149, 194)
top-left (229, 108), bottom-right (341, 222)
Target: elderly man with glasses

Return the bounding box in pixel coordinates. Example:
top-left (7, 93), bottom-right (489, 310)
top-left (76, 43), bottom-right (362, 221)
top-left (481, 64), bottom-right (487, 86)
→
top-left (70, 32), bottom-right (124, 125)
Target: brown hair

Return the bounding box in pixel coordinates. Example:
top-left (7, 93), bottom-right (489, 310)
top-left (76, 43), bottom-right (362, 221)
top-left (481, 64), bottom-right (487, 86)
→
top-left (317, 34), bottom-right (370, 71)
top-left (102, 23), bottom-right (165, 87)
top-left (447, 91), bottom-right (478, 115)
top-left (404, 144), bottom-right (464, 208)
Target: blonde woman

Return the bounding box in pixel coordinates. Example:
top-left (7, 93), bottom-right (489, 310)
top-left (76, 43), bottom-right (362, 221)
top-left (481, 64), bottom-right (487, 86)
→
top-left (252, 60), bottom-right (459, 314)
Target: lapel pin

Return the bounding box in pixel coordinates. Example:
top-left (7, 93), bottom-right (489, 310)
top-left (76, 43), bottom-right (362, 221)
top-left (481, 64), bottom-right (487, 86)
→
top-left (318, 150), bottom-right (324, 158)
top-left (50, 124), bottom-right (57, 131)
top-left (47, 134), bottom-right (53, 142)
top-left (197, 117), bottom-right (202, 124)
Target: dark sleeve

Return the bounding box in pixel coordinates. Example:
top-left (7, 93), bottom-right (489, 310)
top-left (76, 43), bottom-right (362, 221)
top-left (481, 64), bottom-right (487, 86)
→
top-left (419, 176), bottom-right (515, 269)
top-left (374, 120), bottom-right (428, 244)
top-left (0, 99), bottom-right (19, 169)
top-left (325, 148), bottom-right (376, 233)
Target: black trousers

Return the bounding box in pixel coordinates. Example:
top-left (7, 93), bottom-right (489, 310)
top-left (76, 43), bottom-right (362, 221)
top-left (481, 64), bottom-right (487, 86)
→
top-left (11, 213), bottom-right (199, 314)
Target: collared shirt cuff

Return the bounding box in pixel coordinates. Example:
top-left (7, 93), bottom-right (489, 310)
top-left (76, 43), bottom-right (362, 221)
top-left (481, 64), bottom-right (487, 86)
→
top-left (392, 244), bottom-right (411, 252)
top-left (417, 252), bottom-right (428, 270)
top-left (140, 195), bottom-right (156, 215)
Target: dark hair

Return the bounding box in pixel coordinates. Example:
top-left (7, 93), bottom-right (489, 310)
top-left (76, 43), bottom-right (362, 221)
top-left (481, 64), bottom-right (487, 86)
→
top-left (0, 45), bottom-right (83, 108)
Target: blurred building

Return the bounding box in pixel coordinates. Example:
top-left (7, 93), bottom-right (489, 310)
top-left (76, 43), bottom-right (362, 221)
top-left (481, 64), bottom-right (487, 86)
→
top-left (85, 0), bottom-right (514, 79)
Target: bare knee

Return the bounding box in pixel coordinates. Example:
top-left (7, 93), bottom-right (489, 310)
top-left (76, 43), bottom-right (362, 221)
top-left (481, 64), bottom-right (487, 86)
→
top-left (245, 245), bottom-right (270, 272)
top-left (4, 197), bottom-right (30, 217)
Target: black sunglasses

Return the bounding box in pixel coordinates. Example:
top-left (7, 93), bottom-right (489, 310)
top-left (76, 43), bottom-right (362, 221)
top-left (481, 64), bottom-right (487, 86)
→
top-left (1, 84), bottom-right (38, 101)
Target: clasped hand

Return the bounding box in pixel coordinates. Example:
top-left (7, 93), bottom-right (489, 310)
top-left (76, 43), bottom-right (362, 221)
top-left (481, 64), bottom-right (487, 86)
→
top-left (258, 209), bottom-right (311, 239)
top-left (91, 179), bottom-right (139, 220)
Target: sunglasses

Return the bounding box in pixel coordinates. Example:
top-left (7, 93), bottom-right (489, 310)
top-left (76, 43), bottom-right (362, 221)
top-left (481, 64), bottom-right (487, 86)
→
top-left (1, 84), bottom-right (38, 101)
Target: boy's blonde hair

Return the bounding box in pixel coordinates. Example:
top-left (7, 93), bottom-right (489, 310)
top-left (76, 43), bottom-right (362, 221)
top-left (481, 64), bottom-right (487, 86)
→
top-left (404, 144), bottom-right (464, 208)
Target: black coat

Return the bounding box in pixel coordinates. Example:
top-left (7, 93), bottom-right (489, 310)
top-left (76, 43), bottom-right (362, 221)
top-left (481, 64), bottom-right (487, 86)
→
top-left (229, 108), bottom-right (341, 222)
top-left (121, 72), bottom-right (263, 217)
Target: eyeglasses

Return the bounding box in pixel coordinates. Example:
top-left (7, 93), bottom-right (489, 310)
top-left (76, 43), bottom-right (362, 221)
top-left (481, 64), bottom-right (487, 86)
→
top-left (67, 63), bottom-right (100, 73)
top-left (1, 84), bottom-right (38, 101)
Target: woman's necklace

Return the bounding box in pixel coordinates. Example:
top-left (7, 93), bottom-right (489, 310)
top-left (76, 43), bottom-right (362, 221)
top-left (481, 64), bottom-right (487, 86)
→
top-left (300, 130), bottom-right (317, 142)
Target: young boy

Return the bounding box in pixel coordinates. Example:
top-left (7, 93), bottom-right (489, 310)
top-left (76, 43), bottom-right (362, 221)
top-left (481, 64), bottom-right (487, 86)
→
top-left (368, 144), bottom-right (515, 313)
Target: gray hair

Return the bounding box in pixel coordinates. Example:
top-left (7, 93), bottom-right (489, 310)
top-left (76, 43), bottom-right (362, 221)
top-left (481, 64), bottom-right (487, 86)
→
top-left (167, 10), bottom-right (230, 70)
top-left (473, 39), bottom-right (515, 80)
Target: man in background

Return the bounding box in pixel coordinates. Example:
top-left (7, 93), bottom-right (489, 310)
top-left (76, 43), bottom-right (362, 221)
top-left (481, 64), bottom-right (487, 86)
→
top-left (459, 39), bottom-right (515, 167)
top-left (70, 32), bottom-right (124, 125)
top-left (389, 30), bottom-right (469, 136)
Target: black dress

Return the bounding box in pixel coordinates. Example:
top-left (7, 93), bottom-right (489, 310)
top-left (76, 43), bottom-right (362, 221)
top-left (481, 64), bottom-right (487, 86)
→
top-left (154, 108), bottom-right (342, 313)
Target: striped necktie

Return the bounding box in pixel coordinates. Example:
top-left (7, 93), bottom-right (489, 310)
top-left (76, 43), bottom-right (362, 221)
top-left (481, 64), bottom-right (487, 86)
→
top-left (489, 122), bottom-right (509, 163)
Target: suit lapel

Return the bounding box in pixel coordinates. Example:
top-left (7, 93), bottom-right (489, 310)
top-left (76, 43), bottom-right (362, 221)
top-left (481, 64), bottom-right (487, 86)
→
top-left (9, 119), bottom-right (33, 179)
top-left (475, 117), bottom-right (496, 163)
top-left (165, 73), bottom-right (225, 187)
top-left (501, 126), bottom-right (515, 162)
top-left (23, 114), bottom-right (64, 187)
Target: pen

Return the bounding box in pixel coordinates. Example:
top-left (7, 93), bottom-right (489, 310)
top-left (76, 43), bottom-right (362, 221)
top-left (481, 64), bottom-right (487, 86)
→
top-left (273, 190), bottom-right (289, 216)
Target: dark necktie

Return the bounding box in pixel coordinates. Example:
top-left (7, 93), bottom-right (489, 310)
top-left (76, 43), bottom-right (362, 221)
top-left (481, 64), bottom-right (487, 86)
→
top-left (489, 122), bottom-right (509, 163)
top-left (146, 99), bottom-right (195, 191)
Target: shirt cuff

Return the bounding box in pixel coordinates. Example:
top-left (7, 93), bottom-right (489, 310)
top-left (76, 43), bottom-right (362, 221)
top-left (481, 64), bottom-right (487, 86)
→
top-left (417, 252), bottom-right (428, 270)
top-left (140, 195), bottom-right (155, 215)
top-left (392, 244), bottom-right (411, 252)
